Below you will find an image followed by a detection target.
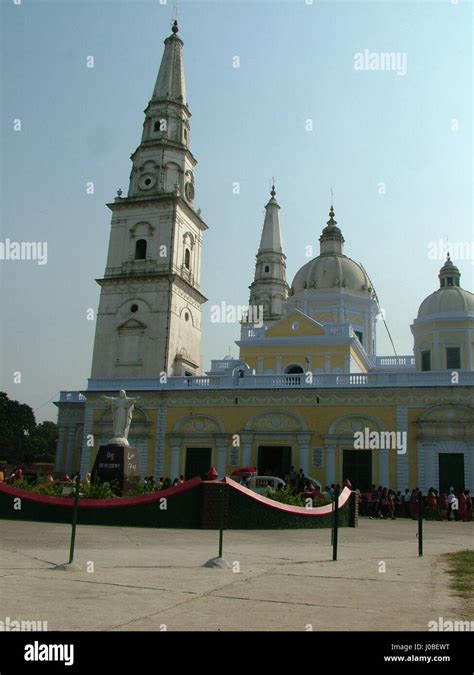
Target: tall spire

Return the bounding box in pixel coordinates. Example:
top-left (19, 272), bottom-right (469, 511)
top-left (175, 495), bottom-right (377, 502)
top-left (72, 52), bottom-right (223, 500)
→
top-left (247, 184), bottom-right (289, 323)
top-left (126, 21), bottom-right (195, 202)
top-left (258, 183), bottom-right (283, 253)
top-left (151, 20), bottom-right (187, 105)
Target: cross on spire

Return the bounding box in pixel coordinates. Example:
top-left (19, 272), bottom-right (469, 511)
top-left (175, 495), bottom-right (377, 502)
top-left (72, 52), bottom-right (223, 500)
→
top-left (171, 3), bottom-right (179, 33)
top-left (270, 176), bottom-right (276, 198)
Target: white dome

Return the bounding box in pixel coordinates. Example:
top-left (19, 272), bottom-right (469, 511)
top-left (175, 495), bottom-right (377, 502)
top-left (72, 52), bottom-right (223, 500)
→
top-left (417, 287), bottom-right (474, 318)
top-left (417, 256), bottom-right (474, 319)
top-left (291, 254), bottom-right (372, 295)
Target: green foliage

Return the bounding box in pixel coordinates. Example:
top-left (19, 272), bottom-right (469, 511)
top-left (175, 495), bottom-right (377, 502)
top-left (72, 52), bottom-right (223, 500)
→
top-left (264, 488), bottom-right (331, 508)
top-left (264, 489), bottom-right (306, 506)
top-left (31, 421), bottom-right (58, 462)
top-left (10, 479), bottom-right (35, 492)
top-left (40, 482), bottom-right (65, 497)
top-left (82, 479), bottom-right (118, 500)
top-left (0, 392), bottom-right (36, 464)
top-left (0, 392), bottom-right (58, 464)
top-left (124, 481), bottom-right (155, 497)
top-left (442, 550), bottom-right (474, 599)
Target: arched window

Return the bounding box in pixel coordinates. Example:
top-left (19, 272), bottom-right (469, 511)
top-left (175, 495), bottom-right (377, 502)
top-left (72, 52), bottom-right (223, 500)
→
top-left (184, 248), bottom-right (191, 270)
top-left (154, 119), bottom-right (166, 132)
top-left (285, 365), bottom-right (304, 374)
top-left (135, 239), bottom-right (147, 260)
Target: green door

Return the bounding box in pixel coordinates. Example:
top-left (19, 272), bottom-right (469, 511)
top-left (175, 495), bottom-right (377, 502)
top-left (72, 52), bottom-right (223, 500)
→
top-left (438, 453), bottom-right (464, 493)
top-left (185, 448), bottom-right (212, 480)
top-left (343, 449), bottom-right (372, 491)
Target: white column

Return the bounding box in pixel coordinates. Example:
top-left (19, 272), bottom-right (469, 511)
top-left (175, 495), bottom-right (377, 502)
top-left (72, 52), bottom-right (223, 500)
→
top-left (169, 441), bottom-right (180, 481)
top-left (325, 353), bottom-right (331, 373)
top-left (216, 439), bottom-right (227, 479)
top-left (80, 405), bottom-right (95, 476)
top-left (242, 436), bottom-right (252, 466)
top-left (396, 406), bottom-right (409, 491)
top-left (379, 447), bottom-right (389, 487)
top-left (326, 445), bottom-right (335, 485)
top-left (65, 424), bottom-right (75, 474)
top-left (153, 403), bottom-right (167, 479)
top-left (298, 439), bottom-right (309, 475)
top-left (434, 333), bottom-right (440, 369)
top-left (55, 425), bottom-right (67, 472)
top-left (344, 354), bottom-right (351, 373)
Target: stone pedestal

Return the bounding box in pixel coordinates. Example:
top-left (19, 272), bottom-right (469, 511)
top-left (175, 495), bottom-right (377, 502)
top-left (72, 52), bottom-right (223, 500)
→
top-left (91, 444), bottom-right (141, 495)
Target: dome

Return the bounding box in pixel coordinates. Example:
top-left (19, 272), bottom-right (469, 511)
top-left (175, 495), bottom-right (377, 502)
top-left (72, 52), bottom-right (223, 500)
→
top-left (417, 287), bottom-right (474, 318)
top-left (291, 205), bottom-right (374, 296)
top-left (416, 254), bottom-right (474, 318)
top-left (292, 254), bottom-right (372, 294)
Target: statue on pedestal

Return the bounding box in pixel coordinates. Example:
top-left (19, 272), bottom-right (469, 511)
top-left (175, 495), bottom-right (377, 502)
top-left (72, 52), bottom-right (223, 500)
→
top-left (101, 390), bottom-right (141, 446)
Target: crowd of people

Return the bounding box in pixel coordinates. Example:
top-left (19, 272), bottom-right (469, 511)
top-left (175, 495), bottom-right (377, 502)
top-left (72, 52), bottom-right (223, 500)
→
top-left (359, 485), bottom-right (473, 521)
top-left (143, 475), bottom-right (185, 490)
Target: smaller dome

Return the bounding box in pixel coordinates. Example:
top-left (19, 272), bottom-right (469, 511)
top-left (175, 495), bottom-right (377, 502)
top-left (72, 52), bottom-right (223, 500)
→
top-left (417, 255), bottom-right (474, 318)
top-left (417, 287), bottom-right (474, 318)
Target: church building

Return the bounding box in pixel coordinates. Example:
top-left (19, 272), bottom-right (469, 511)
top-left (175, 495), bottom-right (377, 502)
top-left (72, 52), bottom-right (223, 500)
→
top-left (55, 21), bottom-right (474, 494)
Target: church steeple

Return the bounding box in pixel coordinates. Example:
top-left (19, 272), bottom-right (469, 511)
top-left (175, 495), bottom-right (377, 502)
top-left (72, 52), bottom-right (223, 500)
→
top-left (90, 22), bottom-right (208, 381)
top-left (247, 184), bottom-right (289, 322)
top-left (127, 20), bottom-right (196, 201)
top-left (151, 20), bottom-right (187, 106)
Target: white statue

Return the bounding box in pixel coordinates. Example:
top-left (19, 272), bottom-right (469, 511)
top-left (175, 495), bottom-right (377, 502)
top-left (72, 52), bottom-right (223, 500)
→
top-left (101, 390), bottom-right (141, 446)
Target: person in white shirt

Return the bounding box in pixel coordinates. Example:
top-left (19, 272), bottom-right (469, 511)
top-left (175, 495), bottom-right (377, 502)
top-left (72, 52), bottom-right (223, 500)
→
top-left (450, 494), bottom-right (459, 521)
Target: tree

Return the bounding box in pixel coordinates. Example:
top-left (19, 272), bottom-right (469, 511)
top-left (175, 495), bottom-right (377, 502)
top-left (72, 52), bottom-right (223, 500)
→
top-left (0, 392), bottom-right (57, 465)
top-left (31, 421), bottom-right (58, 462)
top-left (0, 392), bottom-right (36, 464)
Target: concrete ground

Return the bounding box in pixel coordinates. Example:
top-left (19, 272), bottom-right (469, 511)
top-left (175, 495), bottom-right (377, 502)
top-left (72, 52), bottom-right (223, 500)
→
top-left (0, 518), bottom-right (472, 631)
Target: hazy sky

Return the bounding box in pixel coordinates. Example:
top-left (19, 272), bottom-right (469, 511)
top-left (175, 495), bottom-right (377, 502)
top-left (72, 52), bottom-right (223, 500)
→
top-left (1, 0), bottom-right (472, 423)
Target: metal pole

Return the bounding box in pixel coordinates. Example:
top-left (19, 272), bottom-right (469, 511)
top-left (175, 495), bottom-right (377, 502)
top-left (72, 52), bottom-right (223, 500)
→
top-left (418, 490), bottom-right (423, 557)
top-left (68, 472), bottom-right (81, 564)
top-left (331, 498), bottom-right (334, 545)
top-left (333, 486), bottom-right (339, 561)
top-left (218, 483), bottom-right (225, 558)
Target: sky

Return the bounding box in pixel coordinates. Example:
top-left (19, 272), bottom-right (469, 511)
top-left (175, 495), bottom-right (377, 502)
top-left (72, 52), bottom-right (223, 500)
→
top-left (0, 0), bottom-right (472, 423)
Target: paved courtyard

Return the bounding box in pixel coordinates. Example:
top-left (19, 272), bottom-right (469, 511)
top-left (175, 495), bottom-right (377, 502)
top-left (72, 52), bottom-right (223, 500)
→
top-left (0, 518), bottom-right (472, 631)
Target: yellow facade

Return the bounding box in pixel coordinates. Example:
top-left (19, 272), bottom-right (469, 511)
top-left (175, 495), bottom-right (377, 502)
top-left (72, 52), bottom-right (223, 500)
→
top-left (57, 387), bottom-right (474, 494)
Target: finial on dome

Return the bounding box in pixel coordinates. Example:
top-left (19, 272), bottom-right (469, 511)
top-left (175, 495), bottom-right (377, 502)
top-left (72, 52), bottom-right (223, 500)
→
top-left (327, 204), bottom-right (337, 226)
top-left (171, 19), bottom-right (179, 34)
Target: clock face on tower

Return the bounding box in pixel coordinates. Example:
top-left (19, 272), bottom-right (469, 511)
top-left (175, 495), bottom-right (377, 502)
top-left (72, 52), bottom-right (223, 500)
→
top-left (139, 173), bottom-right (156, 190)
top-left (184, 181), bottom-right (195, 202)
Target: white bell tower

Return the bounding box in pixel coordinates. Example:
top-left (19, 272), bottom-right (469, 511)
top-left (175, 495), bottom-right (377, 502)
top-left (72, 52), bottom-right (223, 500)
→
top-left (91, 21), bottom-right (208, 379)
